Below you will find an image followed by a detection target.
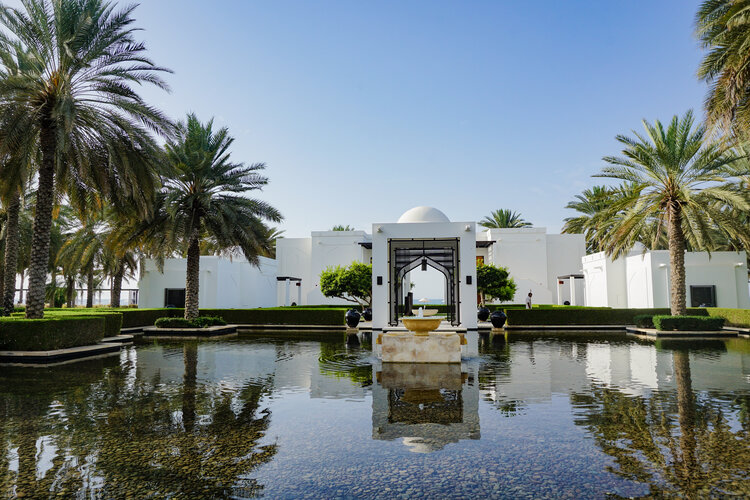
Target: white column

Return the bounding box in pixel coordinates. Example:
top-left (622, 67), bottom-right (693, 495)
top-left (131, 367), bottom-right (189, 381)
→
top-left (557, 280), bottom-right (563, 305)
top-left (297, 282), bottom-right (302, 305)
top-left (569, 278), bottom-right (577, 306)
top-left (284, 278), bottom-right (291, 307)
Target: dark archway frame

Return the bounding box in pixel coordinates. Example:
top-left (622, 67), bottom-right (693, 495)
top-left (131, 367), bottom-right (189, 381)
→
top-left (388, 238), bottom-right (460, 327)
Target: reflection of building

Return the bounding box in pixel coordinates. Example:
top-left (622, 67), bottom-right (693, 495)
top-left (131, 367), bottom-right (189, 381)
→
top-left (480, 337), bottom-right (750, 406)
top-left (371, 362), bottom-right (480, 453)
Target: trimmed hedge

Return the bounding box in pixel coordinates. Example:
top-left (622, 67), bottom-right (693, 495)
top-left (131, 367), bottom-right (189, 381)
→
top-left (706, 308), bottom-right (750, 328)
top-left (0, 316), bottom-right (105, 350)
top-left (633, 314), bottom-right (654, 328)
top-left (42, 310), bottom-right (123, 337)
top-left (504, 308), bottom-right (708, 326)
top-left (653, 315), bottom-right (725, 331)
top-left (155, 316), bottom-right (228, 328)
top-left (199, 308), bottom-right (346, 325)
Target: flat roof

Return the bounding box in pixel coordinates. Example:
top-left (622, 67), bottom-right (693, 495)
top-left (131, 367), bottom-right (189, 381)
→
top-left (358, 241), bottom-right (496, 249)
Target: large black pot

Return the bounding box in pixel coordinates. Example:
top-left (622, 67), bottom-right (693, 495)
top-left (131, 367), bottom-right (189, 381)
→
top-left (345, 309), bottom-right (361, 328)
top-left (490, 310), bottom-right (507, 328)
top-left (362, 308), bottom-right (373, 322)
top-left (477, 306), bottom-right (490, 322)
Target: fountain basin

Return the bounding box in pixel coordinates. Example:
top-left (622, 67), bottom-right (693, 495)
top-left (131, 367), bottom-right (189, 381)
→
top-left (402, 317), bottom-right (442, 336)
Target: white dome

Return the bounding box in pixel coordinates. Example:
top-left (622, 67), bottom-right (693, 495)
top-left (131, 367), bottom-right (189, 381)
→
top-left (397, 206), bottom-right (450, 223)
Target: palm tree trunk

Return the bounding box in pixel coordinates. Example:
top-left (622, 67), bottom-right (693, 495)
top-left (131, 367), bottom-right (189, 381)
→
top-left (110, 262), bottom-right (124, 308)
top-left (184, 233), bottom-right (201, 320)
top-left (668, 203), bottom-right (687, 316)
top-left (25, 123), bottom-right (56, 319)
top-left (65, 275), bottom-right (75, 308)
top-left (674, 350), bottom-right (697, 487)
top-left (86, 270), bottom-right (95, 308)
top-left (182, 342), bottom-right (198, 430)
top-left (2, 193), bottom-right (22, 315)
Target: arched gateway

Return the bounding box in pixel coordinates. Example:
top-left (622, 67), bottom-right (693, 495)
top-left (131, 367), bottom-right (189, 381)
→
top-left (371, 207), bottom-right (478, 340)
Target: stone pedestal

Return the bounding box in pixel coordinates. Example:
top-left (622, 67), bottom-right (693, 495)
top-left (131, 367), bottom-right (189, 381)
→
top-left (381, 332), bottom-right (461, 363)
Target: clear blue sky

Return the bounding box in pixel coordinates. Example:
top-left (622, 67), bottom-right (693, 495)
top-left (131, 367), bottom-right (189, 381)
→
top-left (130, 0), bottom-right (705, 237)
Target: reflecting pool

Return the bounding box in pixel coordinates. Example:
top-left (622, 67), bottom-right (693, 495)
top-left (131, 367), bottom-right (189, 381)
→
top-left (1, 332), bottom-right (749, 498)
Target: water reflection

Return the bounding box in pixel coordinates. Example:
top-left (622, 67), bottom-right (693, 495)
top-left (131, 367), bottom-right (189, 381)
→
top-left (372, 363), bottom-right (480, 453)
top-left (0, 342), bottom-right (277, 498)
top-left (0, 333), bottom-right (748, 498)
top-left (571, 346), bottom-right (750, 498)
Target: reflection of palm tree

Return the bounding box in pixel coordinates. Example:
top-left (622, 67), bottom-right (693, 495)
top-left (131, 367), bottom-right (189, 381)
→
top-left (571, 349), bottom-right (750, 497)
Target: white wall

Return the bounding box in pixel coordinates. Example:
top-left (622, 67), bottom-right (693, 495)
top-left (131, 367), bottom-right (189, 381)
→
top-left (275, 232), bottom-right (371, 306)
top-left (583, 249), bottom-right (750, 309)
top-left (138, 255), bottom-right (277, 309)
top-left (484, 228), bottom-right (585, 304)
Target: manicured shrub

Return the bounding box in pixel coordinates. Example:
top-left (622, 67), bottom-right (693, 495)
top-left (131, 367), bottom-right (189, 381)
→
top-left (633, 315), bottom-right (654, 328)
top-left (191, 316), bottom-right (227, 328)
top-left (0, 316), bottom-right (105, 350)
top-left (652, 315), bottom-right (725, 331)
top-left (154, 316), bottom-right (228, 328)
top-left (43, 310), bottom-right (123, 337)
top-left (504, 308), bottom-right (708, 326)
top-left (154, 317), bottom-right (195, 329)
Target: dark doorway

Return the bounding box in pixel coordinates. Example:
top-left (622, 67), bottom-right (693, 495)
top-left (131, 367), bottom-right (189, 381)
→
top-left (164, 288), bottom-right (186, 308)
top-left (388, 238), bottom-right (460, 327)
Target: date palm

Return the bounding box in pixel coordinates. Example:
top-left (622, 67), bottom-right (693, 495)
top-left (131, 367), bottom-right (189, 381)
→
top-left (479, 209), bottom-right (532, 229)
top-left (136, 114), bottom-right (282, 320)
top-left (696, 0), bottom-right (750, 135)
top-left (0, 0), bottom-right (171, 318)
top-left (596, 111), bottom-right (750, 315)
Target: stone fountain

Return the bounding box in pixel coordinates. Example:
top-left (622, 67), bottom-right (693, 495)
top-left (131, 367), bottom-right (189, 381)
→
top-left (379, 307), bottom-right (463, 363)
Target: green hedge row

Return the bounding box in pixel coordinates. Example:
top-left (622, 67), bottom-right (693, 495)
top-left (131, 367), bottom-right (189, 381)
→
top-left (504, 308), bottom-right (709, 326)
top-left (41, 310), bottom-right (123, 337)
top-left (199, 308), bottom-right (346, 326)
top-left (653, 315), bottom-right (725, 331)
top-left (0, 316), bottom-right (105, 350)
top-left (706, 308), bottom-right (750, 328)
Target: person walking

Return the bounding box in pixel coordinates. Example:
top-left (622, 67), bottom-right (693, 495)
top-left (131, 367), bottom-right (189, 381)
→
top-left (525, 292), bottom-right (533, 309)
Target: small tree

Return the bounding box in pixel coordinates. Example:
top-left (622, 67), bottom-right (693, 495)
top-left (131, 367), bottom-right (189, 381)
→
top-left (319, 262), bottom-right (372, 307)
top-left (477, 263), bottom-right (516, 305)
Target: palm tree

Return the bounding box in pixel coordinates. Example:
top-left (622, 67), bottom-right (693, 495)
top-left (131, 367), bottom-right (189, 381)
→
top-left (596, 111), bottom-right (750, 315)
top-left (331, 225), bottom-right (354, 231)
top-left (696, 0), bottom-right (750, 135)
top-left (57, 218), bottom-right (106, 308)
top-left (562, 185), bottom-right (616, 253)
top-left (479, 209), bottom-right (532, 229)
top-left (137, 114), bottom-right (282, 320)
top-left (0, 0), bottom-right (171, 318)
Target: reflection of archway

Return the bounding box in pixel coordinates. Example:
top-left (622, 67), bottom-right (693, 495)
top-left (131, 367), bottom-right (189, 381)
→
top-left (388, 238), bottom-right (460, 326)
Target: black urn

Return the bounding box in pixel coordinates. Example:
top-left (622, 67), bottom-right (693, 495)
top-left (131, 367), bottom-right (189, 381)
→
top-left (477, 306), bottom-right (490, 322)
top-left (362, 308), bottom-right (373, 322)
top-left (490, 310), bottom-right (507, 328)
top-left (345, 309), bottom-right (361, 328)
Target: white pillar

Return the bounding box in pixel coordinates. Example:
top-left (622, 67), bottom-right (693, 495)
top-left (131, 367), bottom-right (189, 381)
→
top-left (569, 278), bottom-right (577, 306)
top-left (557, 280), bottom-right (563, 305)
top-left (284, 278), bottom-right (291, 307)
top-left (296, 282), bottom-right (302, 305)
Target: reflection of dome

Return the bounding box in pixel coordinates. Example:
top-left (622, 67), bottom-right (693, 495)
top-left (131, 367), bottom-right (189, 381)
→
top-left (401, 436), bottom-right (446, 453)
top-left (397, 206), bottom-right (450, 223)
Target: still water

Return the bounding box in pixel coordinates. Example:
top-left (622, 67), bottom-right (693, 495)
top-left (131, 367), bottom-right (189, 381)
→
top-left (1, 332), bottom-right (749, 499)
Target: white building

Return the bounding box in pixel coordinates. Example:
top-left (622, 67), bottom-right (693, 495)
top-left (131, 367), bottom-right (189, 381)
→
top-left (276, 207), bottom-right (586, 324)
top-left (582, 249), bottom-right (750, 309)
top-left (138, 255), bottom-right (277, 309)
